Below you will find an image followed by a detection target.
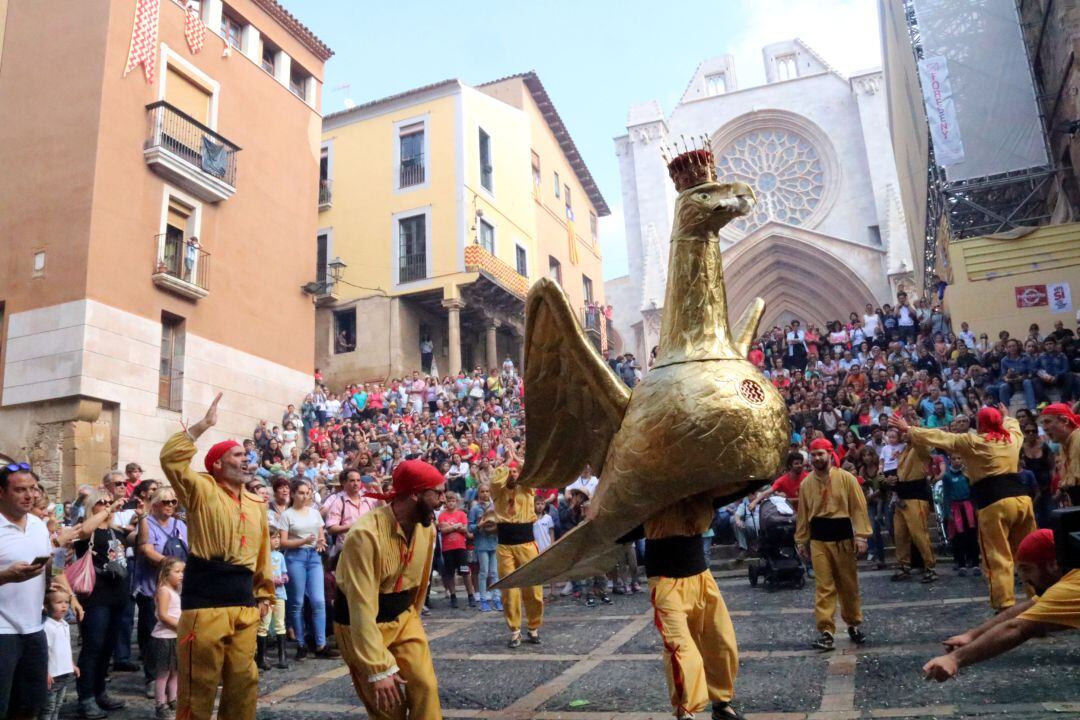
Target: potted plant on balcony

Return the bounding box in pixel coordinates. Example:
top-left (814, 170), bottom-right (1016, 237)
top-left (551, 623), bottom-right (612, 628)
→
top-left (155, 260), bottom-right (168, 274)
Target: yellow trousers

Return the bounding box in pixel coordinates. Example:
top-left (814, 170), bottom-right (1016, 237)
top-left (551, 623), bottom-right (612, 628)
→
top-left (176, 606), bottom-right (260, 720)
top-left (977, 496), bottom-right (1037, 610)
top-left (810, 539), bottom-right (862, 634)
top-left (257, 598), bottom-right (286, 637)
top-left (649, 571), bottom-right (738, 716)
top-left (497, 542), bottom-right (544, 633)
top-left (894, 500), bottom-right (936, 570)
top-left (334, 608), bottom-right (441, 720)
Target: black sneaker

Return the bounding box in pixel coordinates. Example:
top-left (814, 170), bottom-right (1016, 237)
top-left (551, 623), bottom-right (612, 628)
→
top-left (712, 700), bottom-right (746, 720)
top-left (847, 626), bottom-right (867, 645)
top-left (585, 597), bottom-right (597, 608)
top-left (314, 646), bottom-right (340, 659)
top-left (891, 568), bottom-right (912, 582)
top-left (600, 594), bottom-right (613, 605)
top-left (95, 694), bottom-right (126, 711)
top-left (812, 631), bottom-right (835, 650)
top-left (507, 632), bottom-right (522, 649)
top-left (921, 569), bottom-right (938, 584)
top-left (449, 593), bottom-right (458, 609)
top-left (526, 630), bottom-right (541, 645)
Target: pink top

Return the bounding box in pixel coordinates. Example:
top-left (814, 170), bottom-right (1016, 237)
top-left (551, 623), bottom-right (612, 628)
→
top-left (152, 585), bottom-right (180, 639)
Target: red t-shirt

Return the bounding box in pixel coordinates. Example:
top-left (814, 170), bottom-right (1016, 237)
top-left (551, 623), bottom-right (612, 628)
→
top-left (771, 471), bottom-right (808, 499)
top-left (439, 509), bottom-right (468, 551)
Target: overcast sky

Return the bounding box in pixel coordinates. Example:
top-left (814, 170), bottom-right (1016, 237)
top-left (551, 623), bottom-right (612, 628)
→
top-left (285, 0), bottom-right (884, 281)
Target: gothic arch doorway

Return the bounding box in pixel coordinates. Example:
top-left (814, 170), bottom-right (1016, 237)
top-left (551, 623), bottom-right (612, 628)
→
top-left (723, 228), bottom-right (879, 331)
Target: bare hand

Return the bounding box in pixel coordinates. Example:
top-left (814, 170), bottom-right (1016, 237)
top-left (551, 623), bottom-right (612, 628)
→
top-left (923, 654), bottom-right (958, 682)
top-left (855, 538), bottom-right (868, 558)
top-left (187, 392), bottom-right (223, 439)
top-left (260, 600), bottom-right (272, 619)
top-left (371, 673), bottom-right (407, 711)
top-left (4, 562), bottom-right (47, 584)
top-left (943, 632), bottom-right (973, 652)
top-left (56, 524), bottom-right (82, 547)
top-left (797, 544), bottom-right (810, 561)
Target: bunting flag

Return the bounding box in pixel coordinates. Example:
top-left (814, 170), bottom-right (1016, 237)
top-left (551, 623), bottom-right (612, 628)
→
top-left (184, 2), bottom-right (206, 54)
top-left (122, 0), bottom-right (161, 84)
top-left (566, 207), bottom-right (579, 265)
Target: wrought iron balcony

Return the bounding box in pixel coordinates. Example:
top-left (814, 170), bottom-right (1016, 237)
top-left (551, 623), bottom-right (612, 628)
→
top-left (399, 251), bottom-right (427, 284)
top-left (152, 233), bottom-right (209, 300)
top-left (399, 156), bottom-right (425, 188)
top-left (144, 101), bottom-right (239, 202)
top-left (319, 179), bottom-right (332, 210)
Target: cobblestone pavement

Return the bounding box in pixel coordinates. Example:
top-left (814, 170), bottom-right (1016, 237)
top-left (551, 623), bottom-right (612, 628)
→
top-left (87, 565), bottom-right (1079, 719)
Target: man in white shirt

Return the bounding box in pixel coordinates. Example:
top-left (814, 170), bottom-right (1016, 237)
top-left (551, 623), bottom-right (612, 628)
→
top-left (958, 322), bottom-right (977, 350)
top-left (862, 304), bottom-right (880, 339)
top-left (896, 292), bottom-right (916, 343)
top-left (0, 463), bottom-right (53, 719)
top-left (564, 463), bottom-right (599, 501)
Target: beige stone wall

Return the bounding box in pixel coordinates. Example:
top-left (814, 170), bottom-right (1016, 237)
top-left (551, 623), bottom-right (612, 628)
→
top-left (0, 397), bottom-right (117, 501)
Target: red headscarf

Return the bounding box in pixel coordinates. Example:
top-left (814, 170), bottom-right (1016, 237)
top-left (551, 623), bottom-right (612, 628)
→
top-left (1041, 403), bottom-right (1080, 428)
top-left (365, 459), bottom-right (444, 501)
top-left (204, 440), bottom-right (240, 473)
top-left (809, 438), bottom-right (834, 453)
top-left (976, 407), bottom-right (1011, 443)
top-left (1016, 529), bottom-right (1056, 566)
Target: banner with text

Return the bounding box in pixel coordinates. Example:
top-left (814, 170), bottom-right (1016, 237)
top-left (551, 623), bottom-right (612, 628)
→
top-left (918, 56), bottom-right (965, 167)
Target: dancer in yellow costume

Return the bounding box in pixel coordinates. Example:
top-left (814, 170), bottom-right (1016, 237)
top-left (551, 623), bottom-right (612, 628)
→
top-left (795, 438), bottom-right (872, 651)
top-left (334, 459), bottom-right (444, 719)
top-left (1040, 403), bottom-right (1080, 506)
top-left (891, 405), bottom-right (1036, 610)
top-left (160, 393), bottom-right (274, 720)
top-left (644, 493), bottom-right (743, 719)
top-left (891, 439), bottom-right (938, 583)
top-left (490, 452), bottom-right (544, 648)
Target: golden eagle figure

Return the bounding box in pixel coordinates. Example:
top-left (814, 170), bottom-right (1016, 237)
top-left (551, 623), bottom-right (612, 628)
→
top-left (495, 147), bottom-right (790, 588)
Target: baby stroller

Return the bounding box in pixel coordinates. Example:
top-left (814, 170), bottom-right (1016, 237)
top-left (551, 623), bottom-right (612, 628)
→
top-left (748, 497), bottom-right (805, 590)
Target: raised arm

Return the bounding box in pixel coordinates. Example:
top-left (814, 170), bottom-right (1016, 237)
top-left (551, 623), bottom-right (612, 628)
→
top-left (161, 393), bottom-right (223, 510)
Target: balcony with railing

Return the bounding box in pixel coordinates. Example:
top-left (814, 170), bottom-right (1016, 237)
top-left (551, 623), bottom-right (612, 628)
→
top-left (152, 234), bottom-right (210, 300)
top-left (144, 101), bottom-right (240, 203)
top-left (319, 179), bottom-right (332, 210)
top-left (464, 244), bottom-right (528, 300)
top-left (399, 156), bottom-right (425, 188)
top-left (399, 251), bottom-right (427, 284)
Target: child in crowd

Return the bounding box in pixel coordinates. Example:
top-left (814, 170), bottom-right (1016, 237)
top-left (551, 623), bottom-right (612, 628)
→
top-left (437, 492), bottom-right (474, 608)
top-left (533, 496), bottom-right (558, 600)
top-left (40, 589), bottom-right (78, 720)
top-left (147, 558), bottom-right (184, 720)
top-left (258, 530), bottom-right (289, 670)
top-left (468, 484), bottom-right (501, 612)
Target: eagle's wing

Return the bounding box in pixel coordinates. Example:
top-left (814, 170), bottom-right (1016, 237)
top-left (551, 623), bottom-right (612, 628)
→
top-left (516, 278), bottom-right (630, 490)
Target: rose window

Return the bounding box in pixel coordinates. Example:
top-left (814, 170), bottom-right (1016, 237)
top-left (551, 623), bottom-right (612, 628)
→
top-left (714, 129), bottom-right (825, 235)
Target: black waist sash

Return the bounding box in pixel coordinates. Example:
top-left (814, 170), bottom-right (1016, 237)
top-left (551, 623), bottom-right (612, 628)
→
top-left (644, 535), bottom-right (708, 579)
top-left (181, 555), bottom-right (255, 610)
top-left (895, 480), bottom-right (932, 502)
top-left (497, 522), bottom-right (534, 545)
top-left (810, 517), bottom-right (855, 542)
top-left (333, 588), bottom-right (412, 625)
top-left (971, 473), bottom-right (1028, 510)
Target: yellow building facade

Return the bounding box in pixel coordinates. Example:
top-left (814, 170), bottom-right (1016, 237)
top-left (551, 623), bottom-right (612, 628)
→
top-left (315, 72), bottom-right (609, 385)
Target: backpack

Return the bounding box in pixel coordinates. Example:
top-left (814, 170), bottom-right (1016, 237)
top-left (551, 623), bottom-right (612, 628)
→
top-left (155, 518), bottom-right (188, 561)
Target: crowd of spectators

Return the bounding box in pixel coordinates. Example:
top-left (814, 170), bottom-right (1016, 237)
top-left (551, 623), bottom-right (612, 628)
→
top-left (4, 287), bottom-right (1080, 718)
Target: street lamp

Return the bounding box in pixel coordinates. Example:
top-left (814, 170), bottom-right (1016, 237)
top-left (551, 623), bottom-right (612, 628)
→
top-left (301, 257), bottom-right (347, 296)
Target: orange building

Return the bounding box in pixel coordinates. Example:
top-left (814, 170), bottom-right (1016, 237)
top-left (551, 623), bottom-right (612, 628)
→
top-left (0, 0), bottom-right (332, 496)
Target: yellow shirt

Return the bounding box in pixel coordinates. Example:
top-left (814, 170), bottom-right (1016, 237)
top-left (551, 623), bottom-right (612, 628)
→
top-left (1018, 569), bottom-right (1080, 629)
top-left (160, 432), bottom-right (273, 602)
top-left (908, 417), bottom-right (1022, 483)
top-left (795, 467), bottom-right (872, 544)
top-left (897, 443), bottom-right (932, 482)
top-left (1059, 429), bottom-right (1080, 489)
top-left (490, 467), bottom-right (535, 524)
top-left (644, 492), bottom-right (714, 540)
top-left (335, 504), bottom-right (434, 680)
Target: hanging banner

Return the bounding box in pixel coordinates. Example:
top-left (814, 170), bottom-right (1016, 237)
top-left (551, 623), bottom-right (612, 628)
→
top-left (918, 56), bottom-right (965, 167)
top-left (1014, 284), bottom-right (1048, 309)
top-left (1049, 282), bottom-right (1072, 314)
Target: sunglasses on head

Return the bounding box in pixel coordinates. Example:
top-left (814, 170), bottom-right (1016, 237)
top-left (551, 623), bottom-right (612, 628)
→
top-left (3, 463), bottom-right (31, 473)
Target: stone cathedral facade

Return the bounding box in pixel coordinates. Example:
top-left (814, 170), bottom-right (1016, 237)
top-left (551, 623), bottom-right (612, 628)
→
top-left (606, 40), bottom-right (915, 365)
